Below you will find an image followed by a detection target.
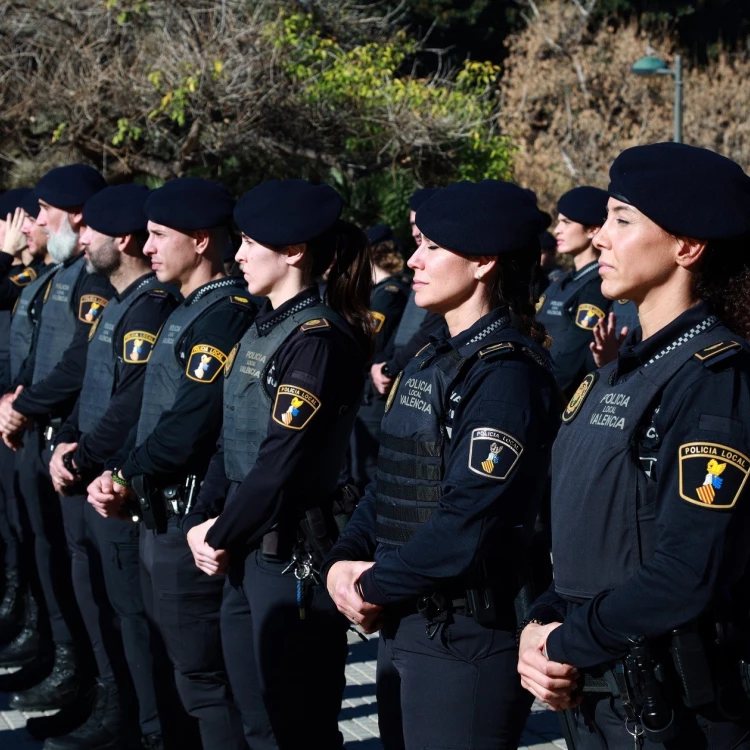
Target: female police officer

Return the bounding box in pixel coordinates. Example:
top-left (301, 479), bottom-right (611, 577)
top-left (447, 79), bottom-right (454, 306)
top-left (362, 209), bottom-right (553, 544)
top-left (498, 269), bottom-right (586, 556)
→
top-left (183, 179), bottom-right (372, 749)
top-left (324, 180), bottom-right (561, 749)
top-left (518, 142), bottom-right (750, 749)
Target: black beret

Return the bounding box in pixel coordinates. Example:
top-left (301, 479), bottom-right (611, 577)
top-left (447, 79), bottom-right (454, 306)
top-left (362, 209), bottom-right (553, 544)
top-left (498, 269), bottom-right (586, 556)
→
top-left (609, 142), bottom-right (750, 240)
top-left (408, 187), bottom-right (439, 211)
top-left (540, 231), bottom-right (557, 252)
top-left (0, 189), bottom-right (33, 219)
top-left (83, 185), bottom-right (149, 237)
top-left (145, 178), bottom-right (234, 231)
top-left (557, 186), bottom-right (609, 227)
top-left (233, 179), bottom-right (343, 245)
top-left (415, 180), bottom-right (548, 257)
top-left (34, 164), bottom-right (106, 210)
top-left (366, 224), bottom-right (394, 245)
top-left (20, 190), bottom-right (40, 219)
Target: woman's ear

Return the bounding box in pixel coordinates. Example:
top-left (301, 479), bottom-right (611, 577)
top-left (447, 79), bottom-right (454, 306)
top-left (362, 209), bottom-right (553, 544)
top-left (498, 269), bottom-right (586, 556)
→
top-left (474, 255), bottom-right (497, 281)
top-left (675, 237), bottom-right (708, 270)
top-left (285, 243), bottom-right (307, 267)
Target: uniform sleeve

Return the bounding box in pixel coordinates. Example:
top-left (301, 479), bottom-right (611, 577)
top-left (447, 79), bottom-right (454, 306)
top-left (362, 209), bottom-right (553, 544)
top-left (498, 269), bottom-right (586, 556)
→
top-left (73, 293), bottom-right (179, 472)
top-left (550, 279), bottom-right (611, 395)
top-left (119, 304), bottom-right (251, 480)
top-left (0, 259), bottom-right (28, 309)
top-left (205, 330), bottom-right (364, 551)
top-left (13, 272), bottom-right (115, 418)
top-left (371, 285), bottom-right (408, 356)
top-left (358, 360), bottom-right (556, 606)
top-left (545, 367), bottom-right (750, 668)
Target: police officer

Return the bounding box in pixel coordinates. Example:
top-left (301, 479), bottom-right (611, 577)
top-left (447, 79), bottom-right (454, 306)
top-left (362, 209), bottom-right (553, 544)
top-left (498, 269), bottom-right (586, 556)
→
top-left (41, 185), bottom-right (180, 750)
top-left (349, 224), bottom-right (410, 491)
top-left (0, 190), bottom-right (56, 660)
top-left (518, 143), bottom-right (750, 749)
top-left (87, 178), bottom-right (252, 749)
top-left (537, 186), bottom-right (611, 397)
top-left (182, 179), bottom-right (370, 749)
top-left (0, 164), bottom-right (113, 713)
top-left (325, 180), bottom-right (561, 750)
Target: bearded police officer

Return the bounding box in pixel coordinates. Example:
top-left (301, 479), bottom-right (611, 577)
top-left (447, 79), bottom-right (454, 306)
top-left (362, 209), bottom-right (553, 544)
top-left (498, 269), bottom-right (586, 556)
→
top-left (537, 186), bottom-right (611, 398)
top-left (326, 181), bottom-right (561, 749)
top-left (0, 165), bottom-right (114, 714)
top-left (87, 178), bottom-right (253, 750)
top-left (41, 185), bottom-right (180, 750)
top-left (518, 143), bottom-right (750, 749)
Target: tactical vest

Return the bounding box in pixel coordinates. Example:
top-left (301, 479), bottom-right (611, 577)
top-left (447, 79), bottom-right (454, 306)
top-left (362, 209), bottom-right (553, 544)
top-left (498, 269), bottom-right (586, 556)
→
top-left (136, 281), bottom-right (244, 444)
top-left (611, 299), bottom-right (640, 334)
top-left (375, 318), bottom-right (552, 547)
top-left (222, 303), bottom-right (356, 486)
top-left (537, 261), bottom-right (601, 343)
top-left (551, 315), bottom-right (733, 600)
top-left (391, 289), bottom-right (428, 349)
top-left (32, 256), bottom-right (87, 384)
top-left (9, 264), bottom-right (59, 381)
top-left (0, 311), bottom-right (11, 386)
top-left (78, 276), bottom-right (175, 433)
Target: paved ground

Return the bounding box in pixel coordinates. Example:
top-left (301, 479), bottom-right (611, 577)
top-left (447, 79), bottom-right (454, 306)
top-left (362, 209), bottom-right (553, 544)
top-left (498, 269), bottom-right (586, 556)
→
top-left (1, 632), bottom-right (566, 749)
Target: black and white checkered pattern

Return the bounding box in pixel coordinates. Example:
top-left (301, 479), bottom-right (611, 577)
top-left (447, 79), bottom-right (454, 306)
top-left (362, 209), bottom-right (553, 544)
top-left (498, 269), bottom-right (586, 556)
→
top-left (467, 315), bottom-right (511, 345)
top-left (644, 315), bottom-right (718, 368)
top-left (190, 276), bottom-right (244, 304)
top-left (257, 290), bottom-right (319, 335)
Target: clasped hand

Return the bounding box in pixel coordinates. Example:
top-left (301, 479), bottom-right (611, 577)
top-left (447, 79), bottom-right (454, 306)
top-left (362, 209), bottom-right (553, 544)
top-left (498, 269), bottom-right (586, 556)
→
top-left (186, 518), bottom-right (229, 576)
top-left (327, 560), bottom-right (383, 634)
top-left (0, 386), bottom-right (31, 450)
top-left (87, 471), bottom-right (133, 521)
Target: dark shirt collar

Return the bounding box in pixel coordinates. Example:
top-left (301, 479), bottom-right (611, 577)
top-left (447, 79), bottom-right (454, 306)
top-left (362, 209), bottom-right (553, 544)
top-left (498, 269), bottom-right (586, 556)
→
top-left (114, 272), bottom-right (154, 303)
top-left (562, 259), bottom-right (599, 288)
top-left (615, 300), bottom-right (718, 376)
top-left (63, 251), bottom-right (84, 268)
top-left (183, 276), bottom-right (243, 306)
top-left (255, 286), bottom-right (320, 337)
top-left (429, 304), bottom-right (511, 352)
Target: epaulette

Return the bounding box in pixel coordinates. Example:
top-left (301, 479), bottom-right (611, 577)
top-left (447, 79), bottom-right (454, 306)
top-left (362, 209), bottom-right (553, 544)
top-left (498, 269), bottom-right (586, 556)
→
top-left (694, 341), bottom-right (744, 368)
top-left (228, 295), bottom-right (255, 310)
top-left (300, 318), bottom-right (330, 333)
top-left (478, 342), bottom-right (515, 359)
top-left (148, 288), bottom-right (170, 298)
top-left (384, 284), bottom-right (401, 293)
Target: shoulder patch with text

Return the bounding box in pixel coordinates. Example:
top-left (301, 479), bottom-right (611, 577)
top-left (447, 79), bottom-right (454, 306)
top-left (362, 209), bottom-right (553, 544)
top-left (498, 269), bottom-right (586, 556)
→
top-left (79, 295), bottom-right (109, 324)
top-left (371, 311), bottom-right (386, 333)
top-left (562, 372), bottom-right (597, 423)
top-left (300, 318), bottom-right (330, 333)
top-left (272, 384), bottom-right (321, 430)
top-left (123, 331), bottom-right (157, 364)
top-left (9, 267), bottom-right (37, 287)
top-left (468, 428), bottom-right (523, 481)
top-left (185, 344), bottom-right (228, 383)
top-left (678, 442), bottom-right (750, 509)
top-left (575, 303), bottom-right (605, 330)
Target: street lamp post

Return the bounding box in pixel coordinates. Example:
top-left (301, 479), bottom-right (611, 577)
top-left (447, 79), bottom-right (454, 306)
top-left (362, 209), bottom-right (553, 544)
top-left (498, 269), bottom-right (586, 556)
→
top-left (631, 54), bottom-right (683, 144)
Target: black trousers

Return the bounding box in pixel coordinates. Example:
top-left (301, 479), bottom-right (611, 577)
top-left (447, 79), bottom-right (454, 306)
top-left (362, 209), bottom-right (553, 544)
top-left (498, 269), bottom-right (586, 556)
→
top-left (16, 429), bottom-right (82, 646)
top-left (570, 694), bottom-right (750, 749)
top-left (0, 441), bottom-right (21, 572)
top-left (221, 550), bottom-right (349, 750)
top-left (139, 520), bottom-right (245, 749)
top-left (377, 611), bottom-right (533, 750)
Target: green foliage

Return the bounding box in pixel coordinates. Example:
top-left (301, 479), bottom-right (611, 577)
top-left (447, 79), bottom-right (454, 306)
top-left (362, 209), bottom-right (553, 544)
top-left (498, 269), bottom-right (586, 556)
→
top-left (147, 68), bottom-right (199, 127)
top-left (105, 0), bottom-right (149, 26)
top-left (112, 118), bottom-right (143, 146)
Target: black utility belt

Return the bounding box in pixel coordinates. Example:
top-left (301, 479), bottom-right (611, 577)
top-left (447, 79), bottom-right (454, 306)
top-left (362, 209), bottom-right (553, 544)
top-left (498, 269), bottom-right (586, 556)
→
top-left (43, 417), bottom-right (64, 443)
top-left (129, 474), bottom-right (198, 533)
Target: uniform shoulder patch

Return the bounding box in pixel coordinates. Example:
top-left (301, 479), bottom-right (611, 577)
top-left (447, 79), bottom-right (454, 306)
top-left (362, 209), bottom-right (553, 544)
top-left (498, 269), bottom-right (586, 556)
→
top-left (575, 303), bottom-right (605, 330)
top-left (148, 288), bottom-right (169, 298)
top-left (478, 342), bottom-right (514, 359)
top-left (468, 427), bottom-right (523, 481)
top-left (123, 331), bottom-right (158, 364)
top-left (9, 267), bottom-right (37, 287)
top-left (229, 295), bottom-right (254, 310)
top-left (678, 442), bottom-right (750, 510)
top-left (371, 311), bottom-right (386, 333)
top-left (300, 318), bottom-right (330, 333)
top-left (535, 294), bottom-right (546, 313)
top-left (272, 384), bottom-right (321, 430)
top-left (88, 317), bottom-right (101, 342)
top-left (224, 342), bottom-right (239, 378)
top-left (562, 372), bottom-right (597, 423)
top-left (185, 344), bottom-right (228, 383)
top-left (694, 341), bottom-right (742, 367)
top-left (79, 294), bottom-right (109, 324)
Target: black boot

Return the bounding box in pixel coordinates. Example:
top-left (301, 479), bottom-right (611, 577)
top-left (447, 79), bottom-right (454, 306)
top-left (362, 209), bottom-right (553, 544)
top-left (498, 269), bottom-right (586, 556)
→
top-left (140, 733), bottom-right (163, 750)
top-left (10, 643), bottom-right (83, 711)
top-left (0, 566), bottom-right (24, 643)
top-left (0, 593), bottom-right (43, 668)
top-left (26, 685), bottom-right (96, 741)
top-left (43, 680), bottom-right (124, 750)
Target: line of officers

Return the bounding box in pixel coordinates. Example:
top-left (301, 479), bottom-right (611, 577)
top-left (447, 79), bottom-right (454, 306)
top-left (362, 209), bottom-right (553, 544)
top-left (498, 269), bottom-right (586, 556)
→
top-left (0, 149), bottom-right (745, 750)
